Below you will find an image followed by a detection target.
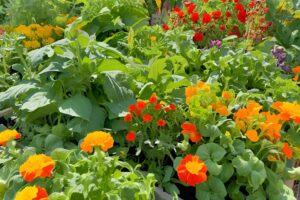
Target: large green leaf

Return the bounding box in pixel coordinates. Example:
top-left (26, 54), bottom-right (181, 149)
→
top-left (196, 176), bottom-right (227, 200)
top-left (196, 143), bottom-right (226, 162)
top-left (148, 58), bottom-right (168, 82)
top-left (58, 94), bottom-right (92, 120)
top-left (20, 90), bottom-right (55, 112)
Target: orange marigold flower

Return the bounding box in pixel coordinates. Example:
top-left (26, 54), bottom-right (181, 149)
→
top-left (149, 93), bottom-right (157, 104)
top-left (124, 113), bottom-right (133, 122)
top-left (19, 154), bottom-right (55, 182)
top-left (282, 143), bottom-right (292, 159)
top-left (181, 122), bottom-right (202, 143)
top-left (0, 129), bottom-right (21, 146)
top-left (136, 100), bottom-right (147, 111)
top-left (222, 91), bottom-right (232, 100)
top-left (142, 114), bottom-right (153, 122)
top-left (176, 154), bottom-right (208, 186)
top-left (157, 119), bottom-right (167, 127)
top-left (126, 131), bottom-right (136, 142)
top-left (15, 186), bottom-right (48, 200)
top-left (245, 130), bottom-right (259, 142)
top-left (80, 131), bottom-right (114, 153)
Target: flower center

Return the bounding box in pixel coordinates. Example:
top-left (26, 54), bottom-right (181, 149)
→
top-left (185, 161), bottom-right (204, 175)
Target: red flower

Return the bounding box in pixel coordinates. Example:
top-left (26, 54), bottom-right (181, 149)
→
top-left (264, 7), bottom-right (269, 13)
top-left (181, 122), bottom-right (202, 143)
top-left (170, 103), bottom-right (176, 110)
top-left (193, 32), bottom-right (203, 42)
top-left (142, 114), bottom-right (153, 122)
top-left (149, 93), bottom-right (157, 104)
top-left (162, 24), bottom-right (169, 31)
top-left (187, 4), bottom-right (197, 14)
top-left (220, 25), bottom-right (226, 31)
top-left (282, 143), bottom-right (292, 159)
top-left (204, 0), bottom-right (208, 3)
top-left (154, 104), bottom-right (162, 110)
top-left (172, 7), bottom-right (181, 12)
top-left (202, 13), bottom-right (212, 24)
top-left (126, 131), bottom-right (136, 142)
top-left (136, 100), bottom-right (147, 111)
top-left (176, 154), bottom-right (208, 186)
top-left (157, 119), bottom-right (167, 127)
top-left (237, 10), bottom-right (247, 23)
top-left (222, 0), bottom-right (227, 2)
top-left (248, 1), bottom-right (255, 7)
top-left (226, 11), bottom-right (232, 18)
top-left (178, 11), bottom-right (185, 18)
top-left (164, 107), bottom-right (171, 111)
top-left (190, 12), bottom-right (199, 22)
top-left (235, 3), bottom-right (245, 11)
top-left (128, 104), bottom-right (136, 113)
top-left (124, 113), bottom-right (133, 122)
top-left (212, 11), bottom-right (222, 19)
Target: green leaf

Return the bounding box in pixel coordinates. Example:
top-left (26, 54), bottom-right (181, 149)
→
top-left (45, 134), bottom-right (64, 153)
top-left (204, 160), bottom-right (223, 176)
top-left (28, 45), bottom-right (54, 67)
top-left (173, 157), bottom-right (183, 170)
top-left (20, 90), bottom-right (54, 112)
top-left (196, 176), bottom-right (227, 200)
top-left (0, 81), bottom-right (37, 104)
top-left (49, 193), bottom-right (68, 200)
top-left (51, 148), bottom-right (73, 162)
top-left (218, 163), bottom-right (234, 182)
top-left (59, 94), bottom-right (92, 120)
top-left (196, 143), bottom-right (226, 162)
top-left (148, 58), bottom-right (167, 81)
top-left (98, 59), bottom-right (127, 73)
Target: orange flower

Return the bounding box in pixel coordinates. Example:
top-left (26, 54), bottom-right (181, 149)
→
top-left (0, 129), bottom-right (21, 145)
top-left (19, 154), bottom-right (55, 182)
top-left (211, 103), bottom-right (229, 116)
top-left (150, 36), bottom-right (157, 41)
top-left (245, 130), bottom-right (259, 142)
top-left (197, 81), bottom-right (210, 91)
top-left (142, 114), bottom-right (153, 122)
top-left (176, 154), bottom-right (208, 186)
top-left (80, 131), bottom-right (114, 153)
top-left (260, 112), bottom-right (282, 141)
top-left (282, 143), bottom-right (292, 159)
top-left (222, 91), bottom-right (232, 100)
top-left (126, 131), bottom-right (136, 142)
top-left (15, 186), bottom-right (48, 200)
top-left (292, 66), bottom-right (300, 73)
top-left (181, 122), bottom-right (202, 143)
top-left (271, 101), bottom-right (300, 122)
top-left (185, 86), bottom-right (197, 104)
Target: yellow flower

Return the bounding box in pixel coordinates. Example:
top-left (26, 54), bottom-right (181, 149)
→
top-left (19, 154), bottom-right (55, 182)
top-left (80, 131), bottom-right (114, 153)
top-left (23, 40), bottom-right (41, 49)
top-left (0, 129), bottom-right (21, 146)
top-left (15, 186), bottom-right (48, 200)
top-left (42, 37), bottom-right (55, 46)
top-left (150, 36), bottom-right (157, 41)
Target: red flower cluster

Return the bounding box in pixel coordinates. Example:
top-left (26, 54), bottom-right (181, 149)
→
top-left (124, 93), bottom-right (177, 142)
top-left (167, 0), bottom-right (270, 45)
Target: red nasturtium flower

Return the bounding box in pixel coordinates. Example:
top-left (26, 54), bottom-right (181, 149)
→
top-left (142, 114), bottom-right (153, 122)
top-left (176, 154), bottom-right (208, 186)
top-left (128, 104), bottom-right (136, 112)
top-left (80, 131), bottom-right (114, 153)
top-left (203, 0), bottom-right (208, 3)
top-left (157, 119), bottom-right (167, 127)
top-left (181, 122), bottom-right (202, 143)
top-left (202, 13), bottom-right (212, 24)
top-left (149, 93), bottom-right (157, 104)
top-left (154, 104), bottom-right (162, 110)
top-left (19, 154), bottom-right (55, 182)
top-left (226, 11), bottom-right (232, 18)
top-left (193, 32), bottom-right (203, 42)
top-left (237, 10), bottom-right (247, 23)
top-left (162, 24), bottom-right (169, 31)
top-left (169, 103), bottom-right (176, 110)
top-left (136, 100), bottom-right (147, 111)
top-left (190, 12), bottom-right (199, 22)
top-left (126, 131), bottom-right (136, 142)
top-left (212, 11), bottom-right (222, 19)
top-left (282, 143), bottom-right (293, 159)
top-left (124, 113), bottom-right (133, 122)
top-left (0, 129), bottom-right (21, 146)
top-left (15, 186), bottom-right (48, 200)
top-left (187, 4), bottom-right (197, 14)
